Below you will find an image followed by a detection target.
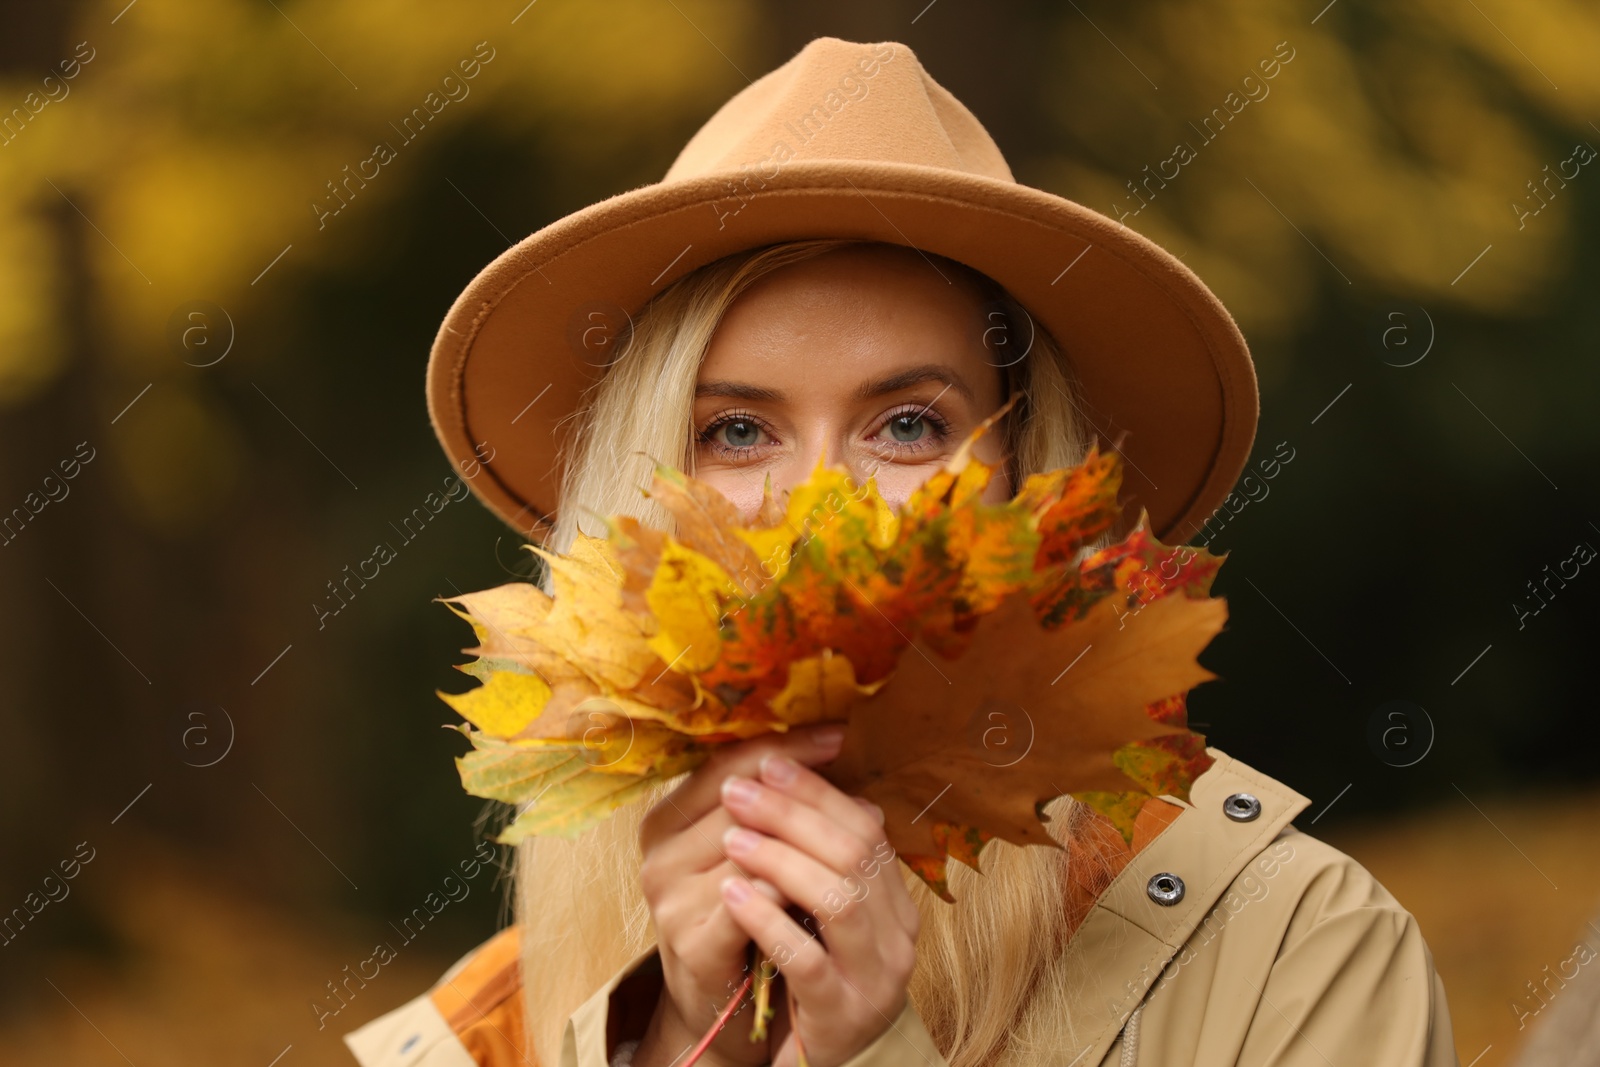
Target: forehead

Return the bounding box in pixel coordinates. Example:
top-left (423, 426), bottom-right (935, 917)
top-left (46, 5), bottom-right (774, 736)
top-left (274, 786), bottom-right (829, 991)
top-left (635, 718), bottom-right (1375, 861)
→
top-left (740, 243), bottom-right (988, 312)
top-left (701, 245), bottom-right (995, 374)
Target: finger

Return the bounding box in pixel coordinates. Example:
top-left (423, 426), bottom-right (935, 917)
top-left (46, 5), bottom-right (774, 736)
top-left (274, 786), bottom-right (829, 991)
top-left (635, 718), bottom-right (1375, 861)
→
top-left (840, 800), bottom-right (919, 935)
top-left (851, 795), bottom-right (886, 827)
top-left (639, 802), bottom-right (793, 961)
top-left (640, 725), bottom-right (844, 848)
top-left (649, 771), bottom-right (915, 940)
top-left (838, 793), bottom-right (921, 935)
top-left (646, 783), bottom-right (860, 888)
top-left (720, 774), bottom-right (886, 891)
top-left (721, 825), bottom-right (888, 961)
top-left (723, 876), bottom-right (911, 1067)
top-left (759, 755), bottom-right (887, 843)
top-left (833, 804), bottom-right (918, 935)
top-left (730, 763), bottom-right (918, 936)
top-left (654, 857), bottom-right (785, 969)
top-left (877, 847), bottom-right (921, 936)
top-left (642, 803), bottom-right (738, 880)
top-left (644, 808), bottom-right (790, 928)
top-left (718, 875), bottom-right (833, 997)
top-left (648, 849), bottom-right (773, 925)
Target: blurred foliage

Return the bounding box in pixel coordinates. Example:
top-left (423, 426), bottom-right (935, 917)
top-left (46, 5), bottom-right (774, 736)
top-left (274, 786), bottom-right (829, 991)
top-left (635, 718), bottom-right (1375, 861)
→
top-left (1034, 1), bottom-right (1597, 380)
top-left (0, 2), bottom-right (1597, 1064)
top-left (0, 0), bottom-right (759, 407)
top-left (0, 0), bottom-right (764, 1019)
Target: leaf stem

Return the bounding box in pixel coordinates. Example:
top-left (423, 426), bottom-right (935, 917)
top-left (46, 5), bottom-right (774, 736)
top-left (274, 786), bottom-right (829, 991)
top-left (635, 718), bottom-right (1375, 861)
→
top-left (787, 978), bottom-right (810, 1067)
top-left (749, 957), bottom-right (778, 1040)
top-left (680, 971), bottom-right (755, 1067)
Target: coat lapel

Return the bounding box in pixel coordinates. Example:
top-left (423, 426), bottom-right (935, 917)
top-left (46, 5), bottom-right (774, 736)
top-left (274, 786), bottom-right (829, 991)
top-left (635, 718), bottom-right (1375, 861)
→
top-left (1054, 748), bottom-right (1311, 1065)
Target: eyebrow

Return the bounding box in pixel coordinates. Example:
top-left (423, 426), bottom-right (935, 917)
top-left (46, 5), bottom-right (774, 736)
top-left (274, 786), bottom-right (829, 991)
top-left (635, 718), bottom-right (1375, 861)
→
top-left (694, 363), bottom-right (978, 405)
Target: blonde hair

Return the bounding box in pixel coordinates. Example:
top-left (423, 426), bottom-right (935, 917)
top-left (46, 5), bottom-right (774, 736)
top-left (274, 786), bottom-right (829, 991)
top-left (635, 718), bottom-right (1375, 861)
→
top-left (519, 240), bottom-right (1109, 1066)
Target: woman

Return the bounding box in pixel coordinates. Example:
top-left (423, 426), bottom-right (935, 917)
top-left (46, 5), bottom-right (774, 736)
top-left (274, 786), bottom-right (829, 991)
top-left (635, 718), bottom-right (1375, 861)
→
top-left (345, 38), bottom-right (1459, 1067)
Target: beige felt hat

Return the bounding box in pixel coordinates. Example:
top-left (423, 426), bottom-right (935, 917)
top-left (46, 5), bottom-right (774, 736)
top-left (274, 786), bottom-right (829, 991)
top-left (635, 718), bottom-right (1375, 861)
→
top-left (426, 36), bottom-right (1258, 544)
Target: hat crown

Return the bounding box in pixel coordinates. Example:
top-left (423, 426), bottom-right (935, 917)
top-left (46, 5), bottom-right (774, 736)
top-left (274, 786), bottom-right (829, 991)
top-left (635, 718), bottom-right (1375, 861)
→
top-left (664, 37), bottom-right (1015, 184)
top-left (429, 37), bottom-right (1258, 547)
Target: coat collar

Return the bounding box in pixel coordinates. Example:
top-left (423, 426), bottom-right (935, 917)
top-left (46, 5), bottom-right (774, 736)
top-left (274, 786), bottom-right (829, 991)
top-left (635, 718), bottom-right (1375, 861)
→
top-left (1054, 746), bottom-right (1311, 1064)
top-left (562, 746), bottom-right (1311, 1067)
top-left (346, 747), bottom-right (1310, 1067)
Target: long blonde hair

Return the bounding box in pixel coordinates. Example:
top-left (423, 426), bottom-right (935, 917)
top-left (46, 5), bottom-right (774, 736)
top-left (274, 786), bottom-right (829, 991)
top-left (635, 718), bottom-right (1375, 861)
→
top-left (519, 240), bottom-right (1110, 1066)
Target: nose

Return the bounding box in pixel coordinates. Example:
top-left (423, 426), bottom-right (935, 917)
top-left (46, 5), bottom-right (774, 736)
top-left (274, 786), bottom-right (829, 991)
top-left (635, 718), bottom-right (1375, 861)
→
top-left (765, 439), bottom-right (887, 506)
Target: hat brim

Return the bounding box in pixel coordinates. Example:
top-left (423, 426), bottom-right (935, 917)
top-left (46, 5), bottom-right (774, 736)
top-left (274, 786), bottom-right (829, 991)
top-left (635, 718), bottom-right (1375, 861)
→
top-left (427, 160), bottom-right (1257, 544)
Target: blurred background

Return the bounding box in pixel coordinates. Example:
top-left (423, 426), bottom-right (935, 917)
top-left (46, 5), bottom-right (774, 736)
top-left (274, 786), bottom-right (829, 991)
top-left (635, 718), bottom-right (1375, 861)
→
top-left (1, 1), bottom-right (1596, 1063)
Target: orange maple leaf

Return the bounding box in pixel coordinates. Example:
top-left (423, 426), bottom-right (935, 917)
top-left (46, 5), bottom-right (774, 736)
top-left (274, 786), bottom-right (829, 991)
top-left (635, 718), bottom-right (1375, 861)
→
top-left (825, 587), bottom-right (1225, 896)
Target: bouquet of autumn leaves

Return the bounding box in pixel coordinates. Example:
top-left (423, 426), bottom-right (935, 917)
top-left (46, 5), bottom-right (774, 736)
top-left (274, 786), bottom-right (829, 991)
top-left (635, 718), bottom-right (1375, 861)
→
top-left (437, 409), bottom-right (1228, 900)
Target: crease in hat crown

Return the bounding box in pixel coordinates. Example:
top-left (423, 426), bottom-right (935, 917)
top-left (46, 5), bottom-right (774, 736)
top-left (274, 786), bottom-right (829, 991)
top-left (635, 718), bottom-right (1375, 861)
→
top-left (664, 38), bottom-right (1015, 182)
top-left (425, 34), bottom-right (1259, 548)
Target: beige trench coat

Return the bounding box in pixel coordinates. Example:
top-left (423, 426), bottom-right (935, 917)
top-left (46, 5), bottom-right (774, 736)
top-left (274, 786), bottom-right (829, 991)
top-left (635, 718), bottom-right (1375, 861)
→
top-left (344, 749), bottom-right (1460, 1067)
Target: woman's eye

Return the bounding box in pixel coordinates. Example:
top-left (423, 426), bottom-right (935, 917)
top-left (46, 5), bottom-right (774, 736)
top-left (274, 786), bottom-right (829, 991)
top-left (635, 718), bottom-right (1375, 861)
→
top-left (719, 419), bottom-right (761, 447)
top-left (886, 414), bottom-right (928, 443)
top-left (704, 417), bottom-right (765, 450)
top-left (871, 408), bottom-right (952, 454)
top-left (700, 409), bottom-right (947, 458)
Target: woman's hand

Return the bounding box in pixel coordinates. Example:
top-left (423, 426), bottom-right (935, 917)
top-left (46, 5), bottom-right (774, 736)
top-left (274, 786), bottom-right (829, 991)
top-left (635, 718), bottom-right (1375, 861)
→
top-left (632, 726), bottom-right (858, 1067)
top-left (717, 750), bottom-right (920, 1067)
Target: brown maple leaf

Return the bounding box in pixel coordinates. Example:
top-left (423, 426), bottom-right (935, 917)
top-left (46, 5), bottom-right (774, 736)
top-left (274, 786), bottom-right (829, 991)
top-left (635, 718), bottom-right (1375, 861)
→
top-left (825, 586), bottom-right (1226, 876)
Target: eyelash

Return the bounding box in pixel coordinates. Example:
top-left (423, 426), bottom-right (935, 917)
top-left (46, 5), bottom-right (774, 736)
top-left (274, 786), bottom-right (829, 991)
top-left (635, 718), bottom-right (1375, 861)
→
top-left (695, 404), bottom-right (955, 462)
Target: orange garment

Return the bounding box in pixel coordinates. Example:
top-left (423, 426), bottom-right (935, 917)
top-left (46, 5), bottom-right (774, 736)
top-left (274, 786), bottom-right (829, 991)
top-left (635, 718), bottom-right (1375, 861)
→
top-left (428, 924), bottom-right (528, 1065)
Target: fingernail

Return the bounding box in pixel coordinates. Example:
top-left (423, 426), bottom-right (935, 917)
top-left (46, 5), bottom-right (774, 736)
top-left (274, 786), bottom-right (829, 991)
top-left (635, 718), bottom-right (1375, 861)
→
top-left (812, 727), bottom-right (845, 752)
top-left (721, 877), bottom-right (752, 904)
top-left (853, 796), bottom-right (885, 825)
top-left (721, 775), bottom-right (760, 807)
top-left (760, 755), bottom-right (798, 786)
top-left (723, 826), bottom-right (760, 856)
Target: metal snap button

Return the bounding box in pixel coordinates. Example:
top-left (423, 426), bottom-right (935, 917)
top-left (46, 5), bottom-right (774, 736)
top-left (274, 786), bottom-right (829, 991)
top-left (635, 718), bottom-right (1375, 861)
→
top-left (1146, 872), bottom-right (1185, 906)
top-left (1223, 792), bottom-right (1262, 822)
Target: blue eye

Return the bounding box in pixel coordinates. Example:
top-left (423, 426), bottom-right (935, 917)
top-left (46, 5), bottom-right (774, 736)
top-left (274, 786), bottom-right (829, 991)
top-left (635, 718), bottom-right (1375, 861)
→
top-left (698, 405), bottom-right (954, 461)
top-left (719, 419), bottom-right (761, 447)
top-left (875, 405), bottom-right (952, 452)
top-left (888, 414), bottom-right (927, 442)
top-left (698, 410), bottom-right (772, 457)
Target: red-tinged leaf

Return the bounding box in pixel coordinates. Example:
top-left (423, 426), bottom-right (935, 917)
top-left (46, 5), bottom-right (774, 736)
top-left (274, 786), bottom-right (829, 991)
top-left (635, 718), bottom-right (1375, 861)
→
top-left (1112, 733), bottom-right (1215, 804)
top-left (436, 414), bottom-right (1229, 898)
top-left (933, 820), bottom-right (992, 870)
top-left (899, 852), bottom-right (953, 903)
top-left (1070, 790), bottom-right (1149, 846)
top-left (643, 464), bottom-right (770, 598)
top-left (1029, 445), bottom-right (1124, 567)
top-left (1145, 693), bottom-right (1188, 727)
